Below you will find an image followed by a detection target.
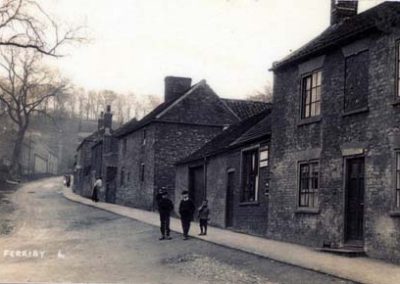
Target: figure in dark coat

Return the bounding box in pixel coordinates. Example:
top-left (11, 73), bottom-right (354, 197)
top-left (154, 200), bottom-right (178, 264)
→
top-left (157, 190), bottom-right (174, 240)
top-left (179, 190), bottom-right (195, 240)
top-left (198, 200), bottom-right (210, 236)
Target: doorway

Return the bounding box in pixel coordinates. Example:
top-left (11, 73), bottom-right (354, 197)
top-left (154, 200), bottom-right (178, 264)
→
top-left (344, 157), bottom-right (365, 245)
top-left (225, 171), bottom-right (235, 227)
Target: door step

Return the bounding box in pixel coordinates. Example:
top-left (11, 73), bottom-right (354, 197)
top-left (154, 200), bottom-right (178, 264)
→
top-left (316, 247), bottom-right (366, 257)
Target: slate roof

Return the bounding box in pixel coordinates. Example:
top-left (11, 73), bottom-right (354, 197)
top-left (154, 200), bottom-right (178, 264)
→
top-left (113, 80), bottom-right (270, 138)
top-left (272, 1), bottom-right (400, 70)
top-left (113, 81), bottom-right (204, 138)
top-left (177, 109), bottom-right (271, 165)
top-left (77, 131), bottom-right (99, 150)
top-left (222, 99), bottom-right (271, 120)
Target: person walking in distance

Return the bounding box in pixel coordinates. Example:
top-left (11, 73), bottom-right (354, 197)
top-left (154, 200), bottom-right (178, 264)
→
top-left (179, 190), bottom-right (195, 240)
top-left (92, 177), bottom-right (102, 202)
top-left (157, 190), bottom-right (174, 240)
top-left (198, 200), bottom-right (210, 236)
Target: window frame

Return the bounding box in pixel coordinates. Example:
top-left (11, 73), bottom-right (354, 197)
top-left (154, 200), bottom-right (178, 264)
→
top-left (297, 160), bottom-right (320, 209)
top-left (395, 151), bottom-right (400, 209)
top-left (240, 145), bottom-right (260, 203)
top-left (140, 163), bottom-right (145, 182)
top-left (395, 41), bottom-right (400, 100)
top-left (259, 146), bottom-right (269, 168)
top-left (300, 70), bottom-right (322, 120)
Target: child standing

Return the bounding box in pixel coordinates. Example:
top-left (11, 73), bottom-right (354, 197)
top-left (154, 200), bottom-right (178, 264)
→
top-left (198, 200), bottom-right (210, 236)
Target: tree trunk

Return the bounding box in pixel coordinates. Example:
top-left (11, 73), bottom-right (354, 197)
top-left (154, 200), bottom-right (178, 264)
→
top-left (10, 127), bottom-right (28, 179)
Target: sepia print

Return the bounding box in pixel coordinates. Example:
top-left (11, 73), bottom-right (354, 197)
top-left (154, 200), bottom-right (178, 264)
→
top-left (0, 0), bottom-right (400, 283)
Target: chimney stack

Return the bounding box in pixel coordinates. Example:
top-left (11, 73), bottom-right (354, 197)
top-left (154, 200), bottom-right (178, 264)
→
top-left (103, 105), bottom-right (113, 132)
top-left (164, 76), bottom-right (192, 102)
top-left (98, 111), bottom-right (104, 132)
top-left (331, 0), bottom-right (358, 25)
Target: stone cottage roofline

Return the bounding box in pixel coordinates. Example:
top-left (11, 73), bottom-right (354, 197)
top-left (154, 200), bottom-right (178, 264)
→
top-left (113, 80), bottom-right (270, 138)
top-left (76, 131), bottom-right (99, 151)
top-left (176, 107), bottom-right (272, 165)
top-left (271, 1), bottom-right (400, 71)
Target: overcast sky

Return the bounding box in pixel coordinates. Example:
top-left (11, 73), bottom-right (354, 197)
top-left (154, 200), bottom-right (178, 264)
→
top-left (42, 0), bottom-right (387, 99)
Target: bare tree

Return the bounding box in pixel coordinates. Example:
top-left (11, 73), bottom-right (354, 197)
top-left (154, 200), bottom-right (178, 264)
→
top-left (0, 47), bottom-right (68, 176)
top-left (247, 84), bottom-right (273, 103)
top-left (0, 0), bottom-right (84, 56)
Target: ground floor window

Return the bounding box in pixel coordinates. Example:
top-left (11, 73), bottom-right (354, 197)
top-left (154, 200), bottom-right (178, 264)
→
top-left (299, 161), bottom-right (319, 208)
top-left (241, 147), bottom-right (259, 202)
top-left (396, 152), bottom-right (400, 208)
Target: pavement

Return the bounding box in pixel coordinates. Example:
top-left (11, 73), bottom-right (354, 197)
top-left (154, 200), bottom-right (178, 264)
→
top-left (64, 186), bottom-right (400, 284)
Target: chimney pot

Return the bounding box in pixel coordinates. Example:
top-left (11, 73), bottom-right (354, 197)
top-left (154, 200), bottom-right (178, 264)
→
top-left (104, 105), bottom-right (113, 130)
top-left (331, 0), bottom-right (358, 25)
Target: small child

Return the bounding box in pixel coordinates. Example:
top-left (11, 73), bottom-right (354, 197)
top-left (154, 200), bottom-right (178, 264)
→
top-left (198, 200), bottom-right (210, 236)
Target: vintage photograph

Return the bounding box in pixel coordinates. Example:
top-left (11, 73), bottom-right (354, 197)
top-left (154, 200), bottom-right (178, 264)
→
top-left (0, 0), bottom-right (399, 283)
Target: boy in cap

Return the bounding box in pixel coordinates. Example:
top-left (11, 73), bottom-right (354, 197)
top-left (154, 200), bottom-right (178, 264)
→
top-left (157, 189), bottom-right (174, 240)
top-left (179, 190), bottom-right (195, 240)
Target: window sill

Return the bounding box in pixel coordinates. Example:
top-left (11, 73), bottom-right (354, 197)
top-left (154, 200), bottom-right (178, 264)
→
top-left (342, 107), bottom-right (369, 117)
top-left (392, 100), bottom-right (400, 106)
top-left (239, 201), bottom-right (260, 207)
top-left (297, 116), bottom-right (321, 126)
top-left (295, 208), bottom-right (320, 214)
top-left (389, 211), bottom-right (400, 217)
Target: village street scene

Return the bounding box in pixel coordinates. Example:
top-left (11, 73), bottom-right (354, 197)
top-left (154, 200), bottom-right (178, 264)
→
top-left (1, 0), bottom-right (400, 283)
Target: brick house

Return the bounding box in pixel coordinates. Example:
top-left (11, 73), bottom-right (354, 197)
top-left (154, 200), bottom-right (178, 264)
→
top-left (113, 76), bottom-right (269, 211)
top-left (175, 108), bottom-right (271, 236)
top-left (73, 106), bottom-right (119, 201)
top-left (269, 0), bottom-right (400, 262)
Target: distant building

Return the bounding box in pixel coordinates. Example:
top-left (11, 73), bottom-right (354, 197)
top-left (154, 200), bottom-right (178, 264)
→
top-left (73, 106), bottom-right (119, 202)
top-left (112, 76), bottom-right (269, 211)
top-left (175, 108), bottom-right (271, 235)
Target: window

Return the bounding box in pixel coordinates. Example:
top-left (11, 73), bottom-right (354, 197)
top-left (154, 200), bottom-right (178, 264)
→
top-left (241, 148), bottom-right (259, 202)
top-left (396, 152), bottom-right (400, 208)
top-left (344, 51), bottom-right (369, 112)
top-left (301, 70), bottom-right (321, 119)
top-left (143, 129), bottom-right (146, 145)
top-left (140, 163), bottom-right (145, 182)
top-left (299, 162), bottom-right (319, 208)
top-left (122, 138), bottom-right (127, 154)
top-left (396, 42), bottom-right (400, 98)
top-left (120, 168), bottom-right (125, 186)
top-left (259, 146), bottom-right (269, 168)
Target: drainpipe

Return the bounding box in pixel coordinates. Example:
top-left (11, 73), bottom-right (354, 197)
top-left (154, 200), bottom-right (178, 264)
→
top-left (203, 156), bottom-right (208, 201)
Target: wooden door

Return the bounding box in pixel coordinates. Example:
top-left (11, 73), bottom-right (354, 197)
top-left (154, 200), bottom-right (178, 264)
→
top-left (225, 171), bottom-right (235, 227)
top-left (345, 157), bottom-right (365, 243)
top-left (189, 166), bottom-right (205, 213)
top-left (105, 167), bottom-right (117, 204)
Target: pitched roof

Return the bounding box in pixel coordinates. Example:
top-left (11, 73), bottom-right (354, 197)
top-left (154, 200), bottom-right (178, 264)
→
top-left (113, 81), bottom-right (205, 138)
top-left (177, 109), bottom-right (271, 165)
top-left (113, 80), bottom-right (270, 138)
top-left (222, 99), bottom-right (271, 120)
top-left (272, 1), bottom-right (400, 70)
top-left (77, 131), bottom-right (99, 151)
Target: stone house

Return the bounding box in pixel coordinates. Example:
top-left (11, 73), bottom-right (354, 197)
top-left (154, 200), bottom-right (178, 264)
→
top-left (73, 106), bottom-right (119, 201)
top-left (113, 76), bottom-right (269, 211)
top-left (269, 0), bottom-right (400, 263)
top-left (175, 108), bottom-right (271, 236)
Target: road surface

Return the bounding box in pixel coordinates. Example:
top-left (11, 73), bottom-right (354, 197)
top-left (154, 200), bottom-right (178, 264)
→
top-left (0, 178), bottom-right (354, 284)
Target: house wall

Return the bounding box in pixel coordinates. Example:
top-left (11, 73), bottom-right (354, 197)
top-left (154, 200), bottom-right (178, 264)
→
top-left (175, 141), bottom-right (269, 236)
top-left (270, 30), bottom-right (400, 263)
top-left (154, 122), bottom-right (223, 207)
top-left (74, 141), bottom-right (95, 197)
top-left (115, 124), bottom-right (156, 210)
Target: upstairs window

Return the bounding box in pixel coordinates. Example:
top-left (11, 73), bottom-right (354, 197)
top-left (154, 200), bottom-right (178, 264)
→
top-left (241, 148), bottom-right (259, 202)
top-left (259, 146), bottom-right (269, 168)
top-left (299, 161), bottom-right (319, 208)
top-left (344, 51), bottom-right (369, 112)
top-left (122, 138), bottom-right (127, 154)
top-left (301, 70), bottom-right (321, 119)
top-left (396, 42), bottom-right (400, 98)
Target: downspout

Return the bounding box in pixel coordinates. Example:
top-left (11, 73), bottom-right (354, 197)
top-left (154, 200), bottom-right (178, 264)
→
top-left (203, 156), bottom-right (208, 201)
